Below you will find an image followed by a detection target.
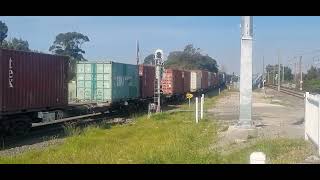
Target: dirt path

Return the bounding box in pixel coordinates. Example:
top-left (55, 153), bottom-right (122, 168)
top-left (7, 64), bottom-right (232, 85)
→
top-left (207, 88), bottom-right (312, 156)
top-left (208, 88), bottom-right (305, 139)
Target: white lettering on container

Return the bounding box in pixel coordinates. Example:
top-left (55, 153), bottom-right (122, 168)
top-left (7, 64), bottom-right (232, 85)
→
top-left (8, 58), bottom-right (14, 88)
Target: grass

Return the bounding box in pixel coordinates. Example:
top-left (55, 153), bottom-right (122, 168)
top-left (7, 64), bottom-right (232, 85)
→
top-left (0, 88), bottom-right (314, 164)
top-left (0, 112), bottom-right (221, 164)
top-left (223, 138), bottom-right (314, 164)
top-left (303, 79), bottom-right (320, 93)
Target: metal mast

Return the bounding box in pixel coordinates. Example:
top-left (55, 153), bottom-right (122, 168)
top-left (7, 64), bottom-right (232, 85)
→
top-left (154, 49), bottom-right (164, 113)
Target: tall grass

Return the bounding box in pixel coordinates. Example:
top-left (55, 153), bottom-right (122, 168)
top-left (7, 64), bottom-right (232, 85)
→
top-left (0, 112), bottom-right (222, 164)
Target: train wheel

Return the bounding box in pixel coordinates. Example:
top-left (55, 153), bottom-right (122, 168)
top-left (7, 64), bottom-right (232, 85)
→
top-left (9, 117), bottom-right (31, 137)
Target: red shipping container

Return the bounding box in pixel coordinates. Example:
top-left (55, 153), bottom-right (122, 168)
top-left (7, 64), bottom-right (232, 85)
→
top-left (201, 70), bottom-right (209, 90)
top-left (161, 69), bottom-right (184, 95)
top-left (212, 73), bottom-right (219, 87)
top-left (182, 70), bottom-right (190, 93)
top-left (0, 49), bottom-right (69, 115)
top-left (139, 64), bottom-right (155, 98)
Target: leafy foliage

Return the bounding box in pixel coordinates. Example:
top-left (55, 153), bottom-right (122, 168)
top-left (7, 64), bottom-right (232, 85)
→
top-left (164, 44), bottom-right (218, 73)
top-left (49, 32), bottom-right (90, 81)
top-left (0, 21), bottom-right (8, 46)
top-left (2, 38), bottom-right (30, 51)
top-left (304, 66), bottom-right (320, 81)
top-left (49, 32), bottom-right (89, 61)
top-left (302, 66), bottom-right (320, 93)
top-left (265, 64), bottom-right (293, 83)
top-left (143, 54), bottom-right (155, 65)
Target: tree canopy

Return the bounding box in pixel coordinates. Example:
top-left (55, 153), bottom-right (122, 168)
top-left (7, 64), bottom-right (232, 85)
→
top-left (49, 32), bottom-right (90, 81)
top-left (143, 54), bottom-right (155, 65)
top-left (49, 32), bottom-right (90, 61)
top-left (304, 66), bottom-right (320, 80)
top-left (2, 38), bottom-right (30, 51)
top-left (265, 64), bottom-right (293, 83)
top-left (0, 21), bottom-right (8, 46)
top-left (164, 44), bottom-right (218, 73)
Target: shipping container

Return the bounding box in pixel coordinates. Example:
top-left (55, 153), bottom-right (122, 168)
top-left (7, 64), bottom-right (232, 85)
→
top-left (0, 48), bottom-right (69, 115)
top-left (212, 73), bottom-right (219, 87)
top-left (190, 71), bottom-right (201, 92)
top-left (139, 64), bottom-right (155, 98)
top-left (201, 70), bottom-right (209, 90)
top-left (76, 61), bottom-right (139, 103)
top-left (182, 70), bottom-right (191, 93)
top-left (218, 72), bottom-right (226, 86)
top-left (161, 68), bottom-right (184, 95)
top-left (68, 81), bottom-right (77, 102)
top-left (208, 72), bottom-right (212, 87)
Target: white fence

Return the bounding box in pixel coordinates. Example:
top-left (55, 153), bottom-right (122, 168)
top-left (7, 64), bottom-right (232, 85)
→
top-left (305, 92), bottom-right (320, 155)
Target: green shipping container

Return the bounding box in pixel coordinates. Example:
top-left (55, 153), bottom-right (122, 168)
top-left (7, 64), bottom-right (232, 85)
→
top-left (76, 61), bottom-right (139, 103)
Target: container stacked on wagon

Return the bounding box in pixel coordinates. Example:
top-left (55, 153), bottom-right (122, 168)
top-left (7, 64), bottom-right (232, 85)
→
top-left (0, 48), bottom-right (225, 137)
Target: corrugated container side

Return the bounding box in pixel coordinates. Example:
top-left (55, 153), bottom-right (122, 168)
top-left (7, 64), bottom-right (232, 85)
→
top-left (182, 70), bottom-right (191, 93)
top-left (68, 81), bottom-right (76, 102)
top-left (0, 50), bottom-right (2, 111)
top-left (76, 62), bottom-right (139, 103)
top-left (112, 62), bottom-right (139, 102)
top-left (0, 49), bottom-right (68, 114)
top-left (208, 72), bottom-right (212, 87)
top-left (190, 71), bottom-right (201, 92)
top-left (139, 65), bottom-right (155, 98)
top-left (213, 73), bottom-right (218, 87)
top-left (201, 71), bottom-right (209, 90)
top-left (162, 69), bottom-right (184, 95)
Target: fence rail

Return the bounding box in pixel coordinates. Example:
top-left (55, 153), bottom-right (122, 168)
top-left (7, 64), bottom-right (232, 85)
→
top-left (305, 92), bottom-right (320, 156)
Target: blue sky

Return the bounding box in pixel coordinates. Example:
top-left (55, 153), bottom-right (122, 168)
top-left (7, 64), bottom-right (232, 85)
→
top-left (1, 16), bottom-right (320, 74)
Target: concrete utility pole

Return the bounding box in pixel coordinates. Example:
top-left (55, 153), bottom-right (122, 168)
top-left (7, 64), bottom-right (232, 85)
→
top-left (273, 65), bottom-right (276, 85)
top-left (238, 16), bottom-right (253, 128)
top-left (278, 50), bottom-right (281, 91)
top-left (262, 56), bottom-right (265, 88)
top-left (282, 63), bottom-right (285, 83)
top-left (294, 62), bottom-right (297, 84)
top-left (299, 56), bottom-right (303, 91)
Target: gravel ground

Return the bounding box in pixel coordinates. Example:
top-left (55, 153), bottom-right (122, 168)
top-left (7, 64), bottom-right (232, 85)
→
top-left (0, 137), bottom-right (65, 157)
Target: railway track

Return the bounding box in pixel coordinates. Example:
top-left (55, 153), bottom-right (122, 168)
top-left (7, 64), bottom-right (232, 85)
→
top-left (266, 84), bottom-right (305, 99)
top-left (0, 111), bottom-right (131, 150)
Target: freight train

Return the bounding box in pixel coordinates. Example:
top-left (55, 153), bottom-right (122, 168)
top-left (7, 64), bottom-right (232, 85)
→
top-left (0, 48), bottom-right (226, 136)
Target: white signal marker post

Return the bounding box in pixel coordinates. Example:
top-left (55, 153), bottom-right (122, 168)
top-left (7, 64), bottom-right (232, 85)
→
top-left (195, 97), bottom-right (199, 123)
top-left (238, 16), bottom-right (254, 128)
top-left (201, 94), bottom-right (204, 119)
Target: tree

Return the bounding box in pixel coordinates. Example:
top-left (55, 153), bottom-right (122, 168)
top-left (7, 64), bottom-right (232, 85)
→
top-left (143, 54), bottom-right (155, 65)
top-left (49, 32), bottom-right (89, 60)
top-left (2, 38), bottom-right (30, 51)
top-left (0, 21), bottom-right (8, 46)
top-left (304, 66), bottom-right (319, 80)
top-left (164, 44), bottom-right (218, 73)
top-left (49, 32), bottom-right (90, 81)
top-left (265, 64), bottom-right (293, 83)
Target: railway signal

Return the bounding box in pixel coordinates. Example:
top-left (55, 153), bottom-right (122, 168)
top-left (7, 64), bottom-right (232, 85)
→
top-left (150, 49), bottom-right (164, 114)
